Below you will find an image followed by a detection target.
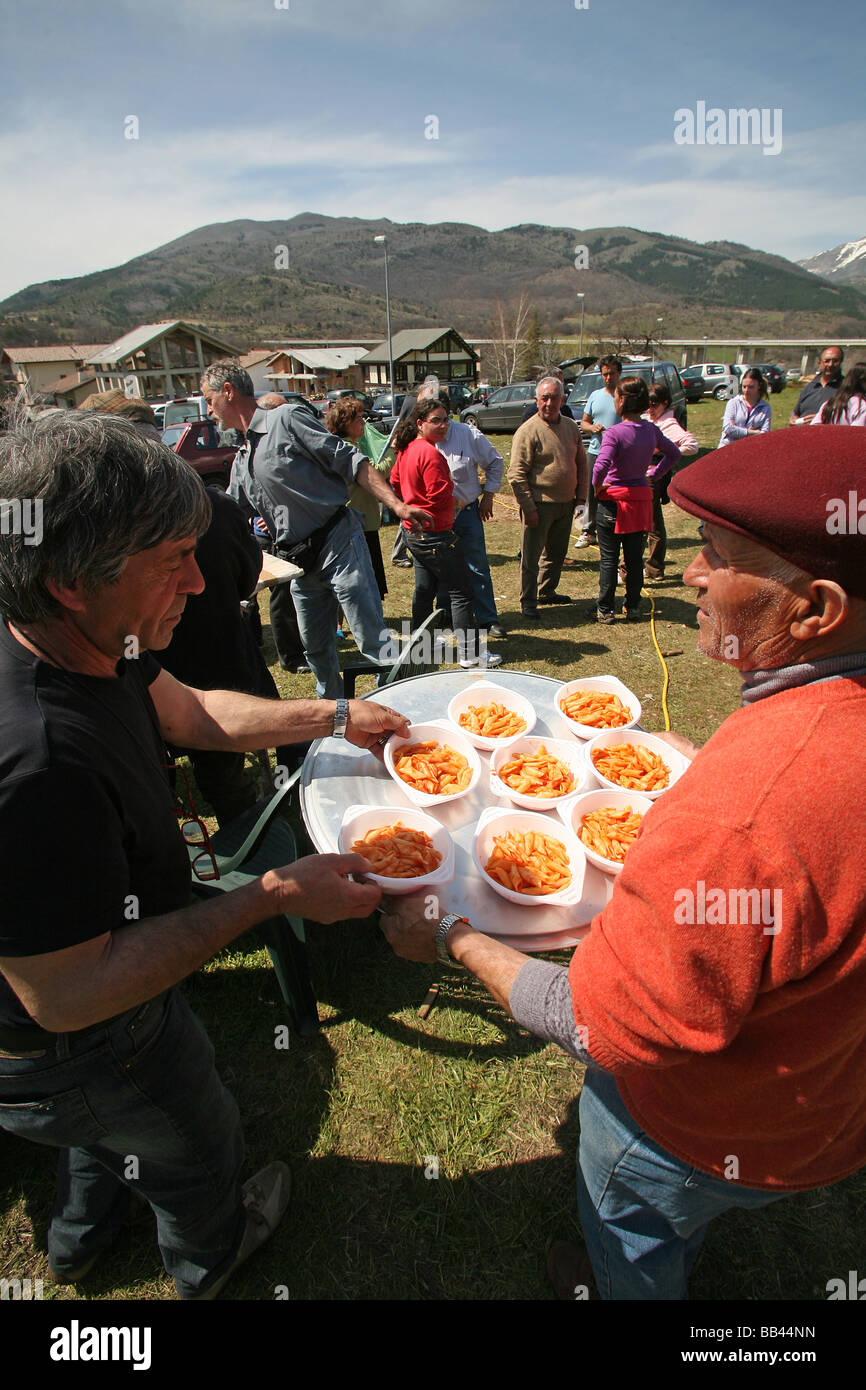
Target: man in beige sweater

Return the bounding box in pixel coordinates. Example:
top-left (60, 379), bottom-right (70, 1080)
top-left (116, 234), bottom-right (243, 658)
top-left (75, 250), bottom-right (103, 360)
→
top-left (510, 377), bottom-right (589, 618)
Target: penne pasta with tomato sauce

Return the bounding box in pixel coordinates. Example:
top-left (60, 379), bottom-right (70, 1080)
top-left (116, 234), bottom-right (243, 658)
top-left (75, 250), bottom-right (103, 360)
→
top-left (392, 741), bottom-right (472, 796)
top-left (458, 702), bottom-right (527, 739)
top-left (590, 743), bottom-right (669, 791)
top-left (579, 806), bottom-right (644, 863)
top-left (484, 829), bottom-right (572, 896)
top-left (560, 689), bottom-right (631, 728)
top-left (497, 744), bottom-right (574, 798)
top-left (350, 823), bottom-right (442, 878)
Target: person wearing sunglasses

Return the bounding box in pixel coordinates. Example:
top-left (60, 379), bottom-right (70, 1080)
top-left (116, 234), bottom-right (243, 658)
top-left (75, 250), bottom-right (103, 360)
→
top-left (0, 410), bottom-right (411, 1301)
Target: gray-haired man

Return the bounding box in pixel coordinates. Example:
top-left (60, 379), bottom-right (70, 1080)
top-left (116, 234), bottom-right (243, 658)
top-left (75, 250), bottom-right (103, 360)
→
top-left (510, 377), bottom-right (589, 619)
top-left (0, 411), bottom-right (409, 1298)
top-left (201, 361), bottom-right (428, 698)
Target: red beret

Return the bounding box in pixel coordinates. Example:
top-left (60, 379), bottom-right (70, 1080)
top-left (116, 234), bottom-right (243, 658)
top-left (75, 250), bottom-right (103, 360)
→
top-left (668, 426), bottom-right (866, 600)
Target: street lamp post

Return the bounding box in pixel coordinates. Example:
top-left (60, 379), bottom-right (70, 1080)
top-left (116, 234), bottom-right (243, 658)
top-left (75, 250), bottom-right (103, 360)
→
top-left (374, 234), bottom-right (395, 408)
top-left (576, 292), bottom-right (585, 360)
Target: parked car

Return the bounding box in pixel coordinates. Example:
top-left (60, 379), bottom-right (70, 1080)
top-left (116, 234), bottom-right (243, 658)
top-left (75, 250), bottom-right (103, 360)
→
top-left (321, 388), bottom-right (375, 416)
top-left (372, 392), bottom-right (409, 419)
top-left (680, 367), bottom-right (708, 404)
top-left (444, 382), bottom-right (475, 411)
top-left (786, 367), bottom-right (804, 384)
top-left (460, 381), bottom-right (537, 432)
top-left (161, 420), bottom-right (239, 488)
top-left (675, 363), bottom-right (737, 401)
top-left (749, 364), bottom-right (786, 394)
top-left (163, 395), bottom-right (209, 429)
top-left (567, 362), bottom-right (689, 429)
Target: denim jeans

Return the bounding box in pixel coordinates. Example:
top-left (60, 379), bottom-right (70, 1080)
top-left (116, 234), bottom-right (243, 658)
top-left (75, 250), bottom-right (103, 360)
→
top-left (405, 529), bottom-right (478, 662)
top-left (291, 511), bottom-right (390, 699)
top-left (435, 502), bottom-right (499, 628)
top-left (577, 1067), bottom-right (787, 1300)
top-left (596, 497), bottom-right (645, 615)
top-left (0, 989), bottom-right (245, 1297)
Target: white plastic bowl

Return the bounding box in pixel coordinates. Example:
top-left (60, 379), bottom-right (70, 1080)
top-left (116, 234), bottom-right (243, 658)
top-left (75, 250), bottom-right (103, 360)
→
top-left (446, 680), bottom-right (537, 752)
top-left (473, 807), bottom-right (586, 908)
top-left (339, 804), bottom-right (455, 896)
top-left (555, 675), bottom-right (642, 741)
top-left (383, 720), bottom-right (482, 808)
top-left (584, 729), bottom-right (687, 800)
top-left (489, 735), bottom-right (591, 810)
top-left (558, 789), bottom-right (654, 876)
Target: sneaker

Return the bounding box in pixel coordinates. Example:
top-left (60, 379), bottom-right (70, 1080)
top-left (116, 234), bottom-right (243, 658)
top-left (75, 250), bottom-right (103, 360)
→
top-left (644, 571), bottom-right (663, 585)
top-left (596, 610), bottom-right (614, 625)
top-left (181, 1162), bottom-right (291, 1302)
top-left (624, 608), bottom-right (642, 622)
top-left (486, 622), bottom-right (507, 639)
top-left (574, 534), bottom-right (591, 549)
top-left (459, 652), bottom-right (503, 669)
top-left (521, 607), bottom-right (539, 620)
top-left (537, 593), bottom-right (574, 605)
top-left (391, 559), bottom-right (413, 568)
top-left (546, 1240), bottom-right (597, 1301)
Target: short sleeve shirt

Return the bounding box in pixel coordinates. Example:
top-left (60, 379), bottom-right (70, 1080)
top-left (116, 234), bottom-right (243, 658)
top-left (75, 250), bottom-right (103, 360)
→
top-left (0, 623), bottom-right (190, 1032)
top-left (583, 389), bottom-right (621, 458)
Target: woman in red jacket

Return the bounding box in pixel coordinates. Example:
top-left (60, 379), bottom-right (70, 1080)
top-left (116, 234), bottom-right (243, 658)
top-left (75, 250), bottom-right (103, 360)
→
top-left (390, 398), bottom-right (500, 668)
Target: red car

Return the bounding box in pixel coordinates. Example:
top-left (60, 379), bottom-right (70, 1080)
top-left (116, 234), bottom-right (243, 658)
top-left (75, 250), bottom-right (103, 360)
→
top-left (161, 420), bottom-right (240, 489)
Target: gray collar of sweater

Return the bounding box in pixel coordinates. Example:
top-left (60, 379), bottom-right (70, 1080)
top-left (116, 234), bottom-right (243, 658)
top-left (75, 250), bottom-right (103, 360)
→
top-left (740, 653), bottom-right (866, 705)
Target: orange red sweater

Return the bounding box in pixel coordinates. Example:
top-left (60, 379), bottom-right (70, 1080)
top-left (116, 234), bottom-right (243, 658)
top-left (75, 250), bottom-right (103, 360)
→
top-left (569, 677), bottom-right (866, 1190)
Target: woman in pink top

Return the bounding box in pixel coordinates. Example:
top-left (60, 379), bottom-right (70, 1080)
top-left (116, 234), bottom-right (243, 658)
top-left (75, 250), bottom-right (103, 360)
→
top-left (642, 383), bottom-right (699, 583)
top-left (810, 362), bottom-right (866, 426)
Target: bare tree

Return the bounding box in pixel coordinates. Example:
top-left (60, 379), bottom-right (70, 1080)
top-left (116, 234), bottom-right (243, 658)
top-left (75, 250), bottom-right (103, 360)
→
top-left (485, 293), bottom-right (533, 384)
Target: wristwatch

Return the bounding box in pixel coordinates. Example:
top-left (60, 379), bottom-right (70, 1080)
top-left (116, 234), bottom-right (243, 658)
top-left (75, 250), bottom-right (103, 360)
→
top-left (435, 913), bottom-right (470, 969)
top-left (332, 697), bottom-right (349, 739)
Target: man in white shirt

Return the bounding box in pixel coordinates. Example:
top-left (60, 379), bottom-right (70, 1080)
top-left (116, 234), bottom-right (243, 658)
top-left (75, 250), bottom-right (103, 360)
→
top-left (417, 386), bottom-right (507, 638)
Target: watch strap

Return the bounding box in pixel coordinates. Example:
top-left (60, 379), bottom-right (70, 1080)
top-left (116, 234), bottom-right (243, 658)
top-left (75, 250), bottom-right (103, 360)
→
top-left (332, 697), bottom-right (349, 739)
top-left (435, 913), bottom-right (469, 968)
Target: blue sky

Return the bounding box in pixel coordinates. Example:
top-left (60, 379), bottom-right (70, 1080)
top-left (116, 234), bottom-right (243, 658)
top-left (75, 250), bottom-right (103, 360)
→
top-left (0, 0), bottom-right (863, 301)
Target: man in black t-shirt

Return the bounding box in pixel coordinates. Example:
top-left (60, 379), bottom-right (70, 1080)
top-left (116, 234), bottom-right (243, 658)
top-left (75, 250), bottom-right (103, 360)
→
top-left (0, 412), bottom-right (410, 1300)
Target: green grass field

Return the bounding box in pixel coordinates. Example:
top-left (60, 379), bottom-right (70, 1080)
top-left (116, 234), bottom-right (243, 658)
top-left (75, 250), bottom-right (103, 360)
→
top-left (4, 385), bottom-right (862, 1303)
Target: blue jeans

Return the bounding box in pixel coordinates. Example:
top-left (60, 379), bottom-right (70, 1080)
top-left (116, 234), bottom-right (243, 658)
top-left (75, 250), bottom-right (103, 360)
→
top-left (291, 511), bottom-right (390, 699)
top-left (0, 989), bottom-right (245, 1297)
top-left (577, 1066), bottom-right (787, 1300)
top-left (436, 503), bottom-right (499, 628)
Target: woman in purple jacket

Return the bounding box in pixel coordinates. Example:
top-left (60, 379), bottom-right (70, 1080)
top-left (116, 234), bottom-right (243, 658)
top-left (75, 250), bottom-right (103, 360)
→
top-left (593, 377), bottom-right (680, 622)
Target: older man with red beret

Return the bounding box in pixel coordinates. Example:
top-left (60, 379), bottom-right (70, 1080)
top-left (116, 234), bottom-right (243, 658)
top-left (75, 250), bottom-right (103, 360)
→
top-left (380, 427), bottom-right (866, 1300)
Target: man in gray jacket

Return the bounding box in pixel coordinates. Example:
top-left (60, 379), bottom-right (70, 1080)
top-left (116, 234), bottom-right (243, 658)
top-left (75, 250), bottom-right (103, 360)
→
top-left (202, 361), bottom-right (427, 699)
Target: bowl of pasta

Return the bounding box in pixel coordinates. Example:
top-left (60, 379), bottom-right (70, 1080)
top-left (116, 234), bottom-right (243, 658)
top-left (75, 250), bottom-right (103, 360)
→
top-left (473, 807), bottom-right (586, 907)
top-left (383, 721), bottom-right (482, 807)
top-left (584, 730), bottom-right (688, 800)
top-left (489, 736), bottom-right (590, 810)
top-left (339, 804), bottom-right (455, 895)
top-left (558, 789), bottom-right (654, 875)
top-left (446, 680), bottom-right (537, 751)
top-left (554, 676), bottom-right (641, 741)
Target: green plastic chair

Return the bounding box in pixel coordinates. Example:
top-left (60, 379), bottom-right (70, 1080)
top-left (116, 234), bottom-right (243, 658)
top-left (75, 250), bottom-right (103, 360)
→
top-left (340, 608), bottom-right (441, 698)
top-left (186, 767), bottom-right (320, 1037)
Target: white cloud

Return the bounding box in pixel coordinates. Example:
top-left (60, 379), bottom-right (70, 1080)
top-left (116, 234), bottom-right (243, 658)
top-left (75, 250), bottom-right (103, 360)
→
top-left (2, 111), bottom-right (864, 302)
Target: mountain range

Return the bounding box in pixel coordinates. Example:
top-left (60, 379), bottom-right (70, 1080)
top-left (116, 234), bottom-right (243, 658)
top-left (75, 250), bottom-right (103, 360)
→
top-left (3, 214), bottom-right (865, 350)
top-left (799, 237), bottom-right (866, 286)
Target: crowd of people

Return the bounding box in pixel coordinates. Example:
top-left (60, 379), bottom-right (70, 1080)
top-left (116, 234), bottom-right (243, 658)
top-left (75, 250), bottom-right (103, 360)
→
top-left (0, 347), bottom-right (864, 1305)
